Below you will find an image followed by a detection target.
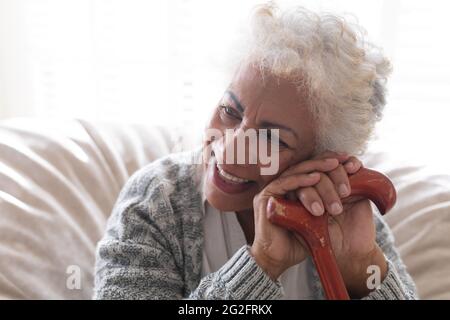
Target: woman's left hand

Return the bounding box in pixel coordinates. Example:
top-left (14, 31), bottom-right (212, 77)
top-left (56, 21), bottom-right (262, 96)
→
top-left (328, 194), bottom-right (387, 298)
top-left (289, 151), bottom-right (388, 298)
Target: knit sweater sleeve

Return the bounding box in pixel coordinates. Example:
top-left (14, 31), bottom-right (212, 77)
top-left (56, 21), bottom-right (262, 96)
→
top-left (93, 164), bottom-right (185, 299)
top-left (362, 210), bottom-right (418, 300)
top-left (188, 245), bottom-right (283, 299)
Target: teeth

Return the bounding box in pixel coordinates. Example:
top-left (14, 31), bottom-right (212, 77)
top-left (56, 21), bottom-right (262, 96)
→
top-left (217, 164), bottom-right (249, 184)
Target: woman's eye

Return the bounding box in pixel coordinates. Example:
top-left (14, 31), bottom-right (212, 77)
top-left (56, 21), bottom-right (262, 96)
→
top-left (268, 135), bottom-right (288, 148)
top-left (266, 132), bottom-right (289, 148)
top-left (219, 105), bottom-right (240, 119)
top-left (278, 140), bottom-right (288, 148)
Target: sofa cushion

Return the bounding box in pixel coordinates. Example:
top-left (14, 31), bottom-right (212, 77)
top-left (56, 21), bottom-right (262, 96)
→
top-left (0, 119), bottom-right (181, 299)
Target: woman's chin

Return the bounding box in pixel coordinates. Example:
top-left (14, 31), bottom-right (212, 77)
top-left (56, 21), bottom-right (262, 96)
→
top-left (205, 187), bottom-right (253, 212)
top-left (207, 198), bottom-right (251, 212)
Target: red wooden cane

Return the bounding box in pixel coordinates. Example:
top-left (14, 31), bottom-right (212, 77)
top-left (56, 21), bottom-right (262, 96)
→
top-left (267, 168), bottom-right (396, 300)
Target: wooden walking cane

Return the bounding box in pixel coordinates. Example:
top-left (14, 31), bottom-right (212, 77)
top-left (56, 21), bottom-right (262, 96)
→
top-left (267, 168), bottom-right (397, 300)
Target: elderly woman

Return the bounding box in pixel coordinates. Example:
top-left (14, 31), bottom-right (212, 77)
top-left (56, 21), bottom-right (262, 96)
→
top-left (94, 4), bottom-right (417, 299)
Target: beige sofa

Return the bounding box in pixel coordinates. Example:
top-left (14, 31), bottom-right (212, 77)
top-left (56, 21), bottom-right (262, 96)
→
top-left (0, 118), bottom-right (449, 299)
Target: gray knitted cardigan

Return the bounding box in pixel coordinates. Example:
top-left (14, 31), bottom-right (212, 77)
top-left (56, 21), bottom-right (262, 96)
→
top-left (94, 148), bottom-right (418, 300)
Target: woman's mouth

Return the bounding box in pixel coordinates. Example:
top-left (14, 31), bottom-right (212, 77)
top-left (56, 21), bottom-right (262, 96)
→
top-left (217, 163), bottom-right (250, 183)
top-left (212, 162), bottom-right (255, 194)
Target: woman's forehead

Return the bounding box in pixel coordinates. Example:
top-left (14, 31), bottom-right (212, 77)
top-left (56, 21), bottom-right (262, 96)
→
top-left (230, 64), bottom-right (307, 104)
top-left (228, 64), bottom-right (312, 125)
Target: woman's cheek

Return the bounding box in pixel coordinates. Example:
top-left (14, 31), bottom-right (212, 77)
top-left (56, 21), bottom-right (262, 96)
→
top-left (260, 155), bottom-right (296, 187)
top-left (259, 162), bottom-right (287, 188)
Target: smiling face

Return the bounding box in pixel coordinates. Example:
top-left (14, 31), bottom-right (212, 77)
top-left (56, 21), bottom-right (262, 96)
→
top-left (203, 63), bottom-right (317, 212)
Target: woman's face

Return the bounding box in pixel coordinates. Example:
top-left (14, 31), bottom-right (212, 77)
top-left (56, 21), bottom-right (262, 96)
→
top-left (203, 63), bottom-right (316, 212)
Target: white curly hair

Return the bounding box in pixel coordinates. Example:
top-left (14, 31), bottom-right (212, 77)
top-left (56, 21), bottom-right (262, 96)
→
top-left (229, 3), bottom-right (392, 156)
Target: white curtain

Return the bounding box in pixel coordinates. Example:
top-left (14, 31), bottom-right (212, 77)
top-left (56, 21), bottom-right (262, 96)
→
top-left (0, 0), bottom-right (449, 166)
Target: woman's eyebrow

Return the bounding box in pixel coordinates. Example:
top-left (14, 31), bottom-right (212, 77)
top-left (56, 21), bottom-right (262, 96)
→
top-left (260, 121), bottom-right (299, 140)
top-left (225, 90), bottom-right (298, 140)
top-left (225, 90), bottom-right (244, 113)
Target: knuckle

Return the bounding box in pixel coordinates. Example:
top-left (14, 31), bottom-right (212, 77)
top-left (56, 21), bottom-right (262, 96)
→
top-left (349, 156), bottom-right (361, 164)
top-left (318, 172), bottom-right (330, 181)
top-left (297, 189), bottom-right (308, 201)
top-left (272, 177), bottom-right (284, 187)
top-left (335, 166), bottom-right (349, 180)
top-left (317, 181), bottom-right (338, 198)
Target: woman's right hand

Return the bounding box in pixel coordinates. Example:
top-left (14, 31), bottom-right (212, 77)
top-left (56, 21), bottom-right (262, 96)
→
top-left (250, 156), bottom-right (346, 281)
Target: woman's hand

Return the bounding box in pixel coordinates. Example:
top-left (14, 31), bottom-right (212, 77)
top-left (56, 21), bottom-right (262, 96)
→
top-left (250, 151), bottom-right (387, 298)
top-left (328, 196), bottom-right (387, 297)
top-left (250, 156), bottom-right (341, 281)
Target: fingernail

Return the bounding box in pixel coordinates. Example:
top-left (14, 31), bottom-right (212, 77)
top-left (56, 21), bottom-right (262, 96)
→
top-left (311, 202), bottom-right (324, 216)
top-left (339, 183), bottom-right (349, 197)
top-left (346, 162), bottom-right (354, 169)
top-left (330, 202), bottom-right (343, 215)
